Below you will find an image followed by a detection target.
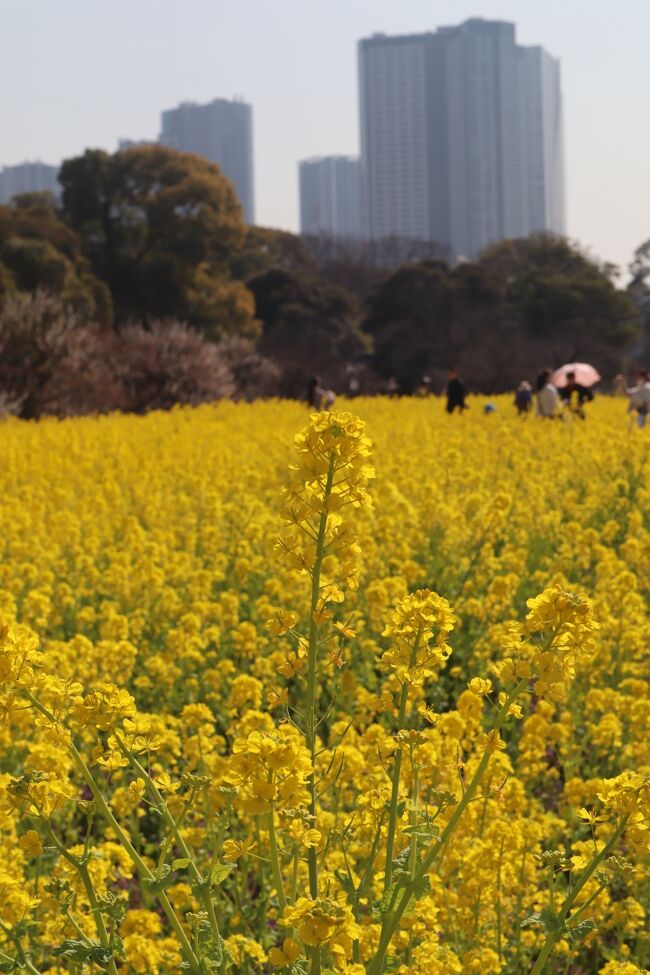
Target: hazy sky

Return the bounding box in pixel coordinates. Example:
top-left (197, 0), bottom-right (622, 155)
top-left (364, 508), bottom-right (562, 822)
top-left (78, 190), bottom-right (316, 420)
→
top-left (2, 0), bottom-right (648, 271)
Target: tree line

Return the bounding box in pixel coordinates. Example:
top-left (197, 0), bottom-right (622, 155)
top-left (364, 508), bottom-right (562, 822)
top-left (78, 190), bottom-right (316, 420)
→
top-left (0, 144), bottom-right (647, 417)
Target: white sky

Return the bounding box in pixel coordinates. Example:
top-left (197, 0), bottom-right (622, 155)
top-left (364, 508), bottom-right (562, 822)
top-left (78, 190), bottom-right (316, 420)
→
top-left (2, 0), bottom-right (649, 271)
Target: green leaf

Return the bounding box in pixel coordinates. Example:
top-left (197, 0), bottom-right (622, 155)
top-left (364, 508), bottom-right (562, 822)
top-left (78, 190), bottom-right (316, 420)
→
top-left (391, 845), bottom-right (412, 875)
top-left (143, 863), bottom-right (175, 893)
top-left (172, 857), bottom-right (192, 870)
top-left (566, 918), bottom-right (597, 942)
top-left (204, 935), bottom-right (224, 966)
top-left (540, 906), bottom-right (560, 931)
top-left (521, 907), bottom-right (560, 933)
top-left (192, 880), bottom-right (211, 898)
top-left (52, 940), bottom-right (114, 964)
top-left (109, 933), bottom-right (125, 959)
top-left (521, 912), bottom-right (543, 929)
top-left (401, 825), bottom-right (440, 839)
top-left (334, 869), bottom-right (356, 898)
top-left (209, 861), bottom-right (234, 886)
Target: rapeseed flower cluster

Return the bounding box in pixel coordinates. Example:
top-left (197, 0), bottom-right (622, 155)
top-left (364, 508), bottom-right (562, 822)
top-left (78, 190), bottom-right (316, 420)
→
top-left (0, 397), bottom-right (648, 974)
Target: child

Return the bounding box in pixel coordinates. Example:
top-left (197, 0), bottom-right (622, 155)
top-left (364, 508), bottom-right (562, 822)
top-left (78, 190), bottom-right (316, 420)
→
top-left (514, 381), bottom-right (532, 416)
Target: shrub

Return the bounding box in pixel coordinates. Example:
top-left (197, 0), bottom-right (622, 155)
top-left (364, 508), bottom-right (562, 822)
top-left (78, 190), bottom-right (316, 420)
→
top-left (0, 293), bottom-right (239, 418)
top-left (0, 291), bottom-right (90, 419)
top-left (117, 320), bottom-right (235, 413)
top-left (216, 334), bottom-right (281, 400)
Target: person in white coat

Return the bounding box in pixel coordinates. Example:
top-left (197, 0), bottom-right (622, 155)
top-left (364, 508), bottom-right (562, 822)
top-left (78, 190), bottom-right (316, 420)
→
top-left (535, 368), bottom-right (559, 418)
top-left (617, 370), bottom-right (650, 427)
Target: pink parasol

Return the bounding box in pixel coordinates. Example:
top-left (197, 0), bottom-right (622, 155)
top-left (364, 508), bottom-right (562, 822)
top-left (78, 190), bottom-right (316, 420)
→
top-left (551, 363), bottom-right (601, 388)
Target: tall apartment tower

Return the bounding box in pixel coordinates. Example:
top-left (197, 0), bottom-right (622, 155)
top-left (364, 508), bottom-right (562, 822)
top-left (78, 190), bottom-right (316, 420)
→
top-left (358, 33), bottom-right (432, 241)
top-left (299, 156), bottom-right (361, 239)
top-left (159, 98), bottom-right (255, 223)
top-left (0, 162), bottom-right (60, 203)
top-left (358, 19), bottom-right (565, 258)
top-left (519, 46), bottom-right (565, 235)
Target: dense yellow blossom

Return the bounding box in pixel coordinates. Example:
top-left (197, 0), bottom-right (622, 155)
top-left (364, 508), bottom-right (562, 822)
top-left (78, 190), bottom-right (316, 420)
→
top-left (0, 396), bottom-right (648, 974)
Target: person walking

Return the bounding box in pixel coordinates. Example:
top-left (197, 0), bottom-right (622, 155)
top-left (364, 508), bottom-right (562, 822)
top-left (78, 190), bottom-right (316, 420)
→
top-left (616, 370), bottom-right (650, 428)
top-left (559, 370), bottom-right (593, 419)
top-left (307, 377), bottom-right (324, 408)
top-left (514, 381), bottom-right (533, 416)
top-left (446, 368), bottom-right (467, 414)
top-left (535, 369), bottom-right (558, 419)
top-left (307, 376), bottom-right (335, 410)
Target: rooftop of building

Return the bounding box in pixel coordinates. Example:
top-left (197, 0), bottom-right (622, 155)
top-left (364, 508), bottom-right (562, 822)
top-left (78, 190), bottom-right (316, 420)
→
top-left (163, 96), bottom-right (251, 112)
top-left (299, 155), bottom-right (360, 166)
top-left (1, 160), bottom-right (59, 170)
top-left (360, 18), bottom-right (517, 46)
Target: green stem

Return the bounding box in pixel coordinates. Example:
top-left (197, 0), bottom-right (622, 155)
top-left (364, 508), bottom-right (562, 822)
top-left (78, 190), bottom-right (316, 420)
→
top-left (120, 740), bottom-right (226, 972)
top-left (268, 806), bottom-right (288, 912)
top-left (0, 922), bottom-right (42, 975)
top-left (383, 629), bottom-right (422, 896)
top-left (40, 818), bottom-right (115, 972)
top-left (25, 693), bottom-right (202, 975)
top-left (63, 907), bottom-right (93, 944)
top-left (352, 815), bottom-right (385, 963)
top-left (368, 680), bottom-right (527, 975)
top-left (496, 837), bottom-right (505, 961)
top-left (305, 454), bottom-right (335, 899)
top-left (310, 947), bottom-right (322, 975)
top-left (291, 846), bottom-right (299, 905)
top-left (77, 862), bottom-right (119, 975)
top-left (406, 759), bottom-right (419, 968)
top-left (566, 882), bottom-right (607, 925)
top-left (529, 816), bottom-right (628, 975)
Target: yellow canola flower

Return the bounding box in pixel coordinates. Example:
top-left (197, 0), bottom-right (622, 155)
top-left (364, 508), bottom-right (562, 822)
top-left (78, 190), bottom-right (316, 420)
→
top-left (0, 397), bottom-right (649, 975)
top-left (269, 937), bottom-right (302, 967)
top-left (380, 589), bottom-right (454, 686)
top-left (18, 829), bottom-right (43, 857)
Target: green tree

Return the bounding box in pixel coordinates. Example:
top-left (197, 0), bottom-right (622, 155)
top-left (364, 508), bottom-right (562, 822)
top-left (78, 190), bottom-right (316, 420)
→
top-left (249, 269), bottom-right (368, 396)
top-left (362, 261), bottom-right (453, 392)
top-left (364, 235), bottom-right (640, 391)
top-left (0, 193), bottom-right (111, 324)
top-left (230, 226), bottom-right (316, 283)
top-left (628, 239), bottom-right (650, 358)
top-left (59, 146), bottom-right (257, 336)
top-left (482, 234), bottom-right (640, 376)
top-left (629, 238), bottom-right (650, 295)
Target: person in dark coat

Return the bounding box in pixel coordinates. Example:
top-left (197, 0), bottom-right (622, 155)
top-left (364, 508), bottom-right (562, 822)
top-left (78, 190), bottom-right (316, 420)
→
top-left (307, 376), bottom-right (325, 409)
top-left (559, 371), bottom-right (593, 418)
top-left (514, 380), bottom-right (533, 416)
top-left (446, 368), bottom-right (467, 414)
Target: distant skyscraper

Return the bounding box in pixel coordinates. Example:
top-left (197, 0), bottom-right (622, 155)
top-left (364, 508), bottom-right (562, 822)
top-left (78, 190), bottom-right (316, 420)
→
top-left (159, 97), bottom-right (255, 223)
top-left (519, 46), bottom-right (565, 236)
top-left (0, 162), bottom-right (60, 203)
top-left (358, 33), bottom-right (431, 242)
top-left (299, 156), bottom-right (361, 239)
top-left (358, 19), bottom-right (565, 258)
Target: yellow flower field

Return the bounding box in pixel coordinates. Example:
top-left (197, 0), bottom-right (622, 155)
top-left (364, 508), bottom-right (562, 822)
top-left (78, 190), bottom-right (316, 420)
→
top-left (1, 397), bottom-right (649, 975)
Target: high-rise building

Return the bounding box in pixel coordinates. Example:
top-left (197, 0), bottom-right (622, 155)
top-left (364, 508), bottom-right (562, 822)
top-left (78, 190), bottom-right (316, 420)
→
top-left (358, 19), bottom-right (565, 258)
top-left (519, 46), bottom-right (565, 236)
top-left (0, 162), bottom-right (60, 203)
top-left (299, 156), bottom-right (361, 239)
top-left (358, 33), bottom-right (431, 242)
top-left (159, 97), bottom-right (255, 223)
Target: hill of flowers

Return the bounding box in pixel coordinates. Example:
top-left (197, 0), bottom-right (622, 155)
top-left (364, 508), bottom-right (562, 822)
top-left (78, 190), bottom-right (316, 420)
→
top-left (1, 397), bottom-right (649, 975)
